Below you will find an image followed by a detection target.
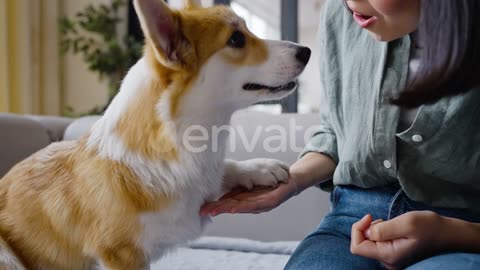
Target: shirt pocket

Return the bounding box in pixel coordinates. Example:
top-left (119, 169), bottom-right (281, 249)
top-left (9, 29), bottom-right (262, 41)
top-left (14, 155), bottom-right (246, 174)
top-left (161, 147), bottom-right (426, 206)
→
top-left (397, 98), bottom-right (451, 165)
top-left (397, 94), bottom-right (480, 182)
top-left (427, 115), bottom-right (480, 184)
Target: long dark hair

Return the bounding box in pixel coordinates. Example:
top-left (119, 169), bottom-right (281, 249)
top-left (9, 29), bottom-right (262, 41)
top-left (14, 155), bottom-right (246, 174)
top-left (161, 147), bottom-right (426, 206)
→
top-left (393, 0), bottom-right (480, 107)
top-left (343, 0), bottom-right (480, 107)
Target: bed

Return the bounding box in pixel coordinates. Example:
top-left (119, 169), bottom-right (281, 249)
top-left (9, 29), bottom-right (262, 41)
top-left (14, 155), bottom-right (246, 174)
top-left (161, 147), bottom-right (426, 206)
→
top-left (151, 236), bottom-right (299, 270)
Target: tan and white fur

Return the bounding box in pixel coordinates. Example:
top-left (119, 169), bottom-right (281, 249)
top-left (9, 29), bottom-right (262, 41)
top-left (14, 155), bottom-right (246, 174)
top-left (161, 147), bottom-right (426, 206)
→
top-left (0, 0), bottom-right (311, 269)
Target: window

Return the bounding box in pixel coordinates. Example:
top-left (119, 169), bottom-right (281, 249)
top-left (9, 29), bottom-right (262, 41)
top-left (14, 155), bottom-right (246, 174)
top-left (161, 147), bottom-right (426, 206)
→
top-left (216, 0), bottom-right (324, 114)
top-left (230, 2), bottom-right (280, 40)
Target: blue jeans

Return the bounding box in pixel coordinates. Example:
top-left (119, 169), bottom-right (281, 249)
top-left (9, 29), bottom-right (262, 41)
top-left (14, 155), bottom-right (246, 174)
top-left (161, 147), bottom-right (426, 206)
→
top-left (285, 185), bottom-right (480, 270)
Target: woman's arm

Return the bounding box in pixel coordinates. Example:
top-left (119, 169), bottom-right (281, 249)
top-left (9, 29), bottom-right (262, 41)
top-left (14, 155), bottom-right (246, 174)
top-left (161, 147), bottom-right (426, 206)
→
top-left (443, 215), bottom-right (480, 253)
top-left (290, 152), bottom-right (337, 193)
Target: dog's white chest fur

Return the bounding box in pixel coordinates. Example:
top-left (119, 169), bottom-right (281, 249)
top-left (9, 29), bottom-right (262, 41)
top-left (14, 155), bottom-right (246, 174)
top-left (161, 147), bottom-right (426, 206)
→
top-left (136, 155), bottom-right (222, 261)
top-left (139, 194), bottom-right (211, 261)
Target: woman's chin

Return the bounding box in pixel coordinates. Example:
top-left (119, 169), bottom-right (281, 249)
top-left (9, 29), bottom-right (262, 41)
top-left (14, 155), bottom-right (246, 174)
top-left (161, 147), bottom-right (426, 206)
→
top-left (368, 31), bottom-right (400, 43)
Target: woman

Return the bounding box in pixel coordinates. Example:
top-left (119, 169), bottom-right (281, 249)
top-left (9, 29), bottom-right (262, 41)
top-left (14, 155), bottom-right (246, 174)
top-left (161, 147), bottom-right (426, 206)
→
top-left (202, 0), bottom-right (480, 269)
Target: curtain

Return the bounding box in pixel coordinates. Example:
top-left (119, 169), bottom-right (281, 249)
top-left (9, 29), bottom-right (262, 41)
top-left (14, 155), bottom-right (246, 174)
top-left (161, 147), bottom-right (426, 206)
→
top-left (0, 0), bottom-right (63, 115)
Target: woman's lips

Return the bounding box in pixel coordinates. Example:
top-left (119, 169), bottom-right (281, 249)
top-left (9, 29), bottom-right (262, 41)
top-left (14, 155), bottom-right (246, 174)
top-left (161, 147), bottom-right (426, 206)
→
top-left (353, 12), bottom-right (378, 28)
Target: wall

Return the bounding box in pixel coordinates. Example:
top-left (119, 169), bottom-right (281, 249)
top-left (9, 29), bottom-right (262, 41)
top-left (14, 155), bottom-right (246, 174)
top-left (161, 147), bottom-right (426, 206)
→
top-left (61, 0), bottom-right (113, 115)
top-left (298, 26), bottom-right (322, 114)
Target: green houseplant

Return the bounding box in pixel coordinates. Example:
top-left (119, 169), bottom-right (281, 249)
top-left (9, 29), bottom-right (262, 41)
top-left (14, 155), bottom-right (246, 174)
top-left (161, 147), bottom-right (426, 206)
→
top-left (59, 0), bottom-right (143, 116)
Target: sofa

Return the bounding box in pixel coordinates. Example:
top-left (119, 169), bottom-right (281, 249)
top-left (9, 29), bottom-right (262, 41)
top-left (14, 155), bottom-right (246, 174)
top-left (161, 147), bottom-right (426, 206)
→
top-left (0, 111), bottom-right (331, 269)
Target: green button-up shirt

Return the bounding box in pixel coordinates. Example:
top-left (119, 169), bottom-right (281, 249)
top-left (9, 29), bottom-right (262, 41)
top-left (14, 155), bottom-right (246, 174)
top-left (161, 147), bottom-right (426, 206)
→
top-left (303, 0), bottom-right (480, 211)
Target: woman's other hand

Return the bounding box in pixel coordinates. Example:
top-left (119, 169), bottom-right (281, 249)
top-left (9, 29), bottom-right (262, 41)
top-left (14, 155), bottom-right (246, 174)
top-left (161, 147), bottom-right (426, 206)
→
top-left (350, 211), bottom-right (464, 270)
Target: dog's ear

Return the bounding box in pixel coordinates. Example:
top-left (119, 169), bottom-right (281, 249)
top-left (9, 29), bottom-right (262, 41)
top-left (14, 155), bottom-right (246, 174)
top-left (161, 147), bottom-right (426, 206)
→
top-left (134, 0), bottom-right (187, 66)
top-left (185, 0), bottom-right (202, 9)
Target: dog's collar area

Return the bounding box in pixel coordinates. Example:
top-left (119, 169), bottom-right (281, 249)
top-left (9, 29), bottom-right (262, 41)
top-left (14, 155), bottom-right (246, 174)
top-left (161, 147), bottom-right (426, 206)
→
top-left (242, 81), bottom-right (297, 92)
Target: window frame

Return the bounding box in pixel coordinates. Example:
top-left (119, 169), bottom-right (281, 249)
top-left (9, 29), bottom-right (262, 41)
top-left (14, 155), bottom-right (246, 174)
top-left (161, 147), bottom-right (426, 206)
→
top-left (215, 0), bottom-right (299, 113)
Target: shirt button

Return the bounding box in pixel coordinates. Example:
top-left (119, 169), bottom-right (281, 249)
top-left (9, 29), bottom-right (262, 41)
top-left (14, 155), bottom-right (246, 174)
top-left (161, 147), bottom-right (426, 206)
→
top-left (412, 134), bottom-right (423, 142)
top-left (383, 160), bottom-right (392, 169)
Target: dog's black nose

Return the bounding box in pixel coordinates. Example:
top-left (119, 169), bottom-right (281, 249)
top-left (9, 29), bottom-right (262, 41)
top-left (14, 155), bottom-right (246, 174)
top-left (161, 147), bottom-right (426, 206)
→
top-left (295, 47), bottom-right (311, 65)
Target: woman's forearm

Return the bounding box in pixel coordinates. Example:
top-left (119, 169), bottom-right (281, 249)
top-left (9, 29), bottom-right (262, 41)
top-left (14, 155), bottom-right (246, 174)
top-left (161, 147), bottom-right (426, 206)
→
top-left (442, 216), bottom-right (480, 253)
top-left (289, 152), bottom-right (337, 193)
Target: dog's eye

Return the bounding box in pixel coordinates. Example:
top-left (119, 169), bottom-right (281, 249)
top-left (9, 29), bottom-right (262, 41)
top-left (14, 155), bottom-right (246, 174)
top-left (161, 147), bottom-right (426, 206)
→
top-left (227, 31), bottom-right (246, 49)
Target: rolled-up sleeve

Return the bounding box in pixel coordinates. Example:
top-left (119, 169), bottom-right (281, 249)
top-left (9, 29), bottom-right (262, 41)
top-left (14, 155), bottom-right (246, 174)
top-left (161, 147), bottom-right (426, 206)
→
top-left (301, 119), bottom-right (338, 163)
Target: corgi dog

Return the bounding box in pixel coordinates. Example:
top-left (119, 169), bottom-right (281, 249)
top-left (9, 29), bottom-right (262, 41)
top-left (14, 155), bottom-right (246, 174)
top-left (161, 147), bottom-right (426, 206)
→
top-left (0, 0), bottom-right (311, 269)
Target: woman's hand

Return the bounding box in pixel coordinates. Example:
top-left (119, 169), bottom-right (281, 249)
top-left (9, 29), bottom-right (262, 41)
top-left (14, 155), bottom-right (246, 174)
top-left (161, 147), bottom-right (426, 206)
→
top-left (200, 176), bottom-right (298, 216)
top-left (201, 152), bottom-right (336, 217)
top-left (350, 211), bottom-right (452, 270)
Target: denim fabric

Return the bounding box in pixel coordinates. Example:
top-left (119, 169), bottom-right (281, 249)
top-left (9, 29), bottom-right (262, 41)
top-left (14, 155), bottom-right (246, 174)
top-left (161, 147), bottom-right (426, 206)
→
top-left (284, 185), bottom-right (480, 270)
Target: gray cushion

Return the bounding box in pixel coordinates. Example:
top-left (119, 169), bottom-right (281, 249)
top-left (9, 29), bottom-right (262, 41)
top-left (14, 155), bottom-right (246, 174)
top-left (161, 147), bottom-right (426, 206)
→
top-left (63, 116), bottom-right (100, 141)
top-left (25, 115), bottom-right (73, 142)
top-left (0, 113), bottom-right (51, 178)
top-left (63, 111), bottom-right (323, 164)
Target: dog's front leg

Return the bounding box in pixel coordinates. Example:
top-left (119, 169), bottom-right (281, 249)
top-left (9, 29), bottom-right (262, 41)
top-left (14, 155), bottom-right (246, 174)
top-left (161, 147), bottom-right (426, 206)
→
top-left (223, 159), bottom-right (290, 192)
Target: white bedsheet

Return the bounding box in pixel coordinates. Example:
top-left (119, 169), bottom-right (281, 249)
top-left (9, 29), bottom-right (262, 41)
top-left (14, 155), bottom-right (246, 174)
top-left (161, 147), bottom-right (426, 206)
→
top-left (151, 236), bottom-right (299, 270)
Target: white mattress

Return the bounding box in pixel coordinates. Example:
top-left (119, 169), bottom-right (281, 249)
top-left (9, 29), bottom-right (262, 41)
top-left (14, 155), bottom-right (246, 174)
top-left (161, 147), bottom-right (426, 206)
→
top-left (151, 236), bottom-right (299, 270)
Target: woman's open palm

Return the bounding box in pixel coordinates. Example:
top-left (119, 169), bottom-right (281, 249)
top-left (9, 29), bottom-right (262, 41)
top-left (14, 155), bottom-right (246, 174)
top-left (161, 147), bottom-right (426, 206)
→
top-left (200, 178), bottom-right (298, 216)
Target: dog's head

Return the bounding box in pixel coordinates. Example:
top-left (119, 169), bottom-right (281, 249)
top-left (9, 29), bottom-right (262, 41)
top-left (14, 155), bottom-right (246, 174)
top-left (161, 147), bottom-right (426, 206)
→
top-left (134, 0), bottom-right (311, 115)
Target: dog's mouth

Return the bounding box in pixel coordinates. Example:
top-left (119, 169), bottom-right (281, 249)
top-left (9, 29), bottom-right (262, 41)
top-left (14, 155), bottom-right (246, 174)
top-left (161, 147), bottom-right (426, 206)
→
top-left (243, 81), bottom-right (297, 93)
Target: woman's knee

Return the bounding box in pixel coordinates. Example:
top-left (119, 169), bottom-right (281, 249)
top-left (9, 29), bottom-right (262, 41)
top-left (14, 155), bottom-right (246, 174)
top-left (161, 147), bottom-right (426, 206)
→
top-left (406, 253), bottom-right (480, 270)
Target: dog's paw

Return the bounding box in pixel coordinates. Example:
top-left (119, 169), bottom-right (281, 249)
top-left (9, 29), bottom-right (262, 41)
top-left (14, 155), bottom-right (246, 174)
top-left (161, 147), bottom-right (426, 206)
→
top-left (232, 159), bottom-right (289, 190)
